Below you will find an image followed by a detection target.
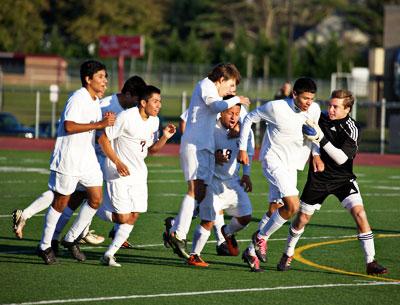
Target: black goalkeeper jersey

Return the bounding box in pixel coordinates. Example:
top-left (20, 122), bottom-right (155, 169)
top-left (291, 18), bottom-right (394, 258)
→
top-left (307, 111), bottom-right (360, 183)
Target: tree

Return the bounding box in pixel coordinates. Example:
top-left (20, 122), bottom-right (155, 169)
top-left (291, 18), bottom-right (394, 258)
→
top-left (0, 0), bottom-right (47, 53)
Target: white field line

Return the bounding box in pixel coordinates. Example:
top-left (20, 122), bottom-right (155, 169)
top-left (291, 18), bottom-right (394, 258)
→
top-left (0, 234), bottom-right (362, 254)
top-left (1, 281), bottom-right (399, 305)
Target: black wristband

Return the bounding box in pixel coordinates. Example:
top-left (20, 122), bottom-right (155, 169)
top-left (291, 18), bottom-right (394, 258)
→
top-left (320, 137), bottom-right (328, 147)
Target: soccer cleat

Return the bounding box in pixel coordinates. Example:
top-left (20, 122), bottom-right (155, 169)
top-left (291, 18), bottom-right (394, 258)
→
top-left (216, 241), bottom-right (231, 256)
top-left (221, 225), bottom-right (239, 256)
top-left (366, 260), bottom-right (388, 275)
top-left (12, 209), bottom-right (26, 239)
top-left (169, 233), bottom-right (190, 259)
top-left (78, 230), bottom-right (105, 245)
top-left (51, 240), bottom-right (59, 255)
top-left (277, 253), bottom-right (293, 271)
top-left (61, 240), bottom-right (86, 262)
top-left (187, 254), bottom-right (209, 267)
top-left (121, 240), bottom-right (134, 249)
top-left (109, 228), bottom-right (133, 249)
top-left (252, 231), bottom-right (267, 262)
top-left (37, 246), bottom-right (57, 265)
top-left (100, 255), bottom-right (121, 267)
top-left (242, 248), bottom-right (264, 272)
top-left (163, 217), bottom-right (174, 248)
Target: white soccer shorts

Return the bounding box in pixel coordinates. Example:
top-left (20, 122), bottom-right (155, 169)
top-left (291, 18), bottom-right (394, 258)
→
top-left (180, 146), bottom-right (214, 184)
top-left (104, 180), bottom-right (148, 214)
top-left (48, 167), bottom-right (103, 196)
top-left (261, 159), bottom-right (298, 202)
top-left (200, 178), bottom-right (252, 221)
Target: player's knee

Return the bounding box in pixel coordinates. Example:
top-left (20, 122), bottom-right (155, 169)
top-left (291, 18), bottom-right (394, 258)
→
top-left (352, 207), bottom-right (367, 222)
top-left (285, 202), bottom-right (299, 216)
top-left (113, 213), bottom-right (130, 224)
top-left (87, 193), bottom-right (102, 208)
top-left (200, 221), bottom-right (213, 231)
top-left (238, 215), bottom-right (251, 226)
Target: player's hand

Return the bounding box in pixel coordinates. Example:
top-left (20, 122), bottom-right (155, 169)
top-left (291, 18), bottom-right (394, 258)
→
top-left (302, 119), bottom-right (324, 143)
top-left (237, 150), bottom-right (249, 165)
top-left (238, 96), bottom-right (251, 107)
top-left (101, 112), bottom-right (116, 127)
top-left (312, 155), bottom-right (325, 172)
top-left (215, 150), bottom-right (229, 165)
top-left (162, 124), bottom-right (177, 139)
top-left (240, 175), bottom-right (252, 192)
top-left (115, 159), bottom-right (130, 176)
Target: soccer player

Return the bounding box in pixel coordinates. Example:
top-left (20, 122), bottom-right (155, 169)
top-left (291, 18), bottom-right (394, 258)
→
top-left (277, 89), bottom-right (388, 275)
top-left (165, 63), bottom-right (250, 259)
top-left (97, 85), bottom-right (176, 267)
top-left (12, 76), bottom-right (146, 249)
top-left (238, 77), bottom-right (321, 272)
top-left (163, 108), bottom-right (229, 256)
top-left (52, 75), bottom-right (147, 249)
top-left (187, 104), bottom-right (254, 267)
top-left (37, 60), bottom-right (115, 265)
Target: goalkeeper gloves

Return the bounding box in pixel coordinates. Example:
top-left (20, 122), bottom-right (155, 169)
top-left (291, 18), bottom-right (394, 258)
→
top-left (302, 119), bottom-right (327, 146)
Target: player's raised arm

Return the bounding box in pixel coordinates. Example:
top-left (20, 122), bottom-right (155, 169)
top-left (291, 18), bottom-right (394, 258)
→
top-left (149, 123), bottom-right (177, 154)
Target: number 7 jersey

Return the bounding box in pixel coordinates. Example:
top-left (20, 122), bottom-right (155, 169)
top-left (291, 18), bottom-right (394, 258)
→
top-left (103, 107), bottom-right (159, 183)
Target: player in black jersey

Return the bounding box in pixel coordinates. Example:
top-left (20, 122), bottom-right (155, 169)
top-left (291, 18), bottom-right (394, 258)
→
top-left (276, 89), bottom-right (387, 275)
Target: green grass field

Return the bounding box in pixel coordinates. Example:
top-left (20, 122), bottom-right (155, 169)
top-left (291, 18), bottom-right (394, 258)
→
top-left (0, 150), bottom-right (399, 305)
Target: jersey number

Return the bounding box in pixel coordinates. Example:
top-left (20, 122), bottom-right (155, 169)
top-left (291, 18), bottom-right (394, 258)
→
top-left (140, 140), bottom-right (146, 152)
top-left (216, 149), bottom-right (232, 160)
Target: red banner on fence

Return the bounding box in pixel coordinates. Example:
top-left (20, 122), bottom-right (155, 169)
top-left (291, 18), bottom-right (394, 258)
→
top-left (99, 35), bottom-right (144, 58)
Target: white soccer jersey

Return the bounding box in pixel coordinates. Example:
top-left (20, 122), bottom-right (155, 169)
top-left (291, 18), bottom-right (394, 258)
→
top-left (239, 98), bottom-right (320, 170)
top-left (95, 94), bottom-right (124, 158)
top-left (50, 87), bottom-right (102, 176)
top-left (214, 120), bottom-right (254, 181)
top-left (103, 107), bottom-right (159, 184)
top-left (180, 77), bottom-right (240, 153)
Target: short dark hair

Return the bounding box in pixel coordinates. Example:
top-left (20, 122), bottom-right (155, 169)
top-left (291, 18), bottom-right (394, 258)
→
top-left (121, 75), bottom-right (146, 97)
top-left (293, 77), bottom-right (317, 95)
top-left (208, 63), bottom-right (241, 85)
top-left (80, 60), bottom-right (107, 87)
top-left (331, 89), bottom-right (355, 111)
top-left (141, 85), bottom-right (161, 102)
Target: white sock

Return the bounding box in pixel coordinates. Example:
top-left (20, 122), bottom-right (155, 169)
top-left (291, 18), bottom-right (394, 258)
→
top-left (22, 190), bottom-right (54, 219)
top-left (247, 242), bottom-right (256, 256)
top-left (64, 202), bottom-right (97, 242)
top-left (358, 231), bottom-right (375, 263)
top-left (105, 223), bottom-right (133, 257)
top-left (224, 217), bottom-right (246, 236)
top-left (258, 212), bottom-right (270, 231)
top-left (191, 225), bottom-right (211, 255)
top-left (52, 206), bottom-right (74, 241)
top-left (96, 205), bottom-right (113, 223)
top-left (284, 225), bottom-right (304, 257)
top-left (80, 223), bottom-right (90, 239)
top-left (171, 195), bottom-right (196, 240)
top-left (259, 210), bottom-right (287, 239)
top-left (213, 213), bottom-right (225, 246)
top-left (39, 206), bottom-right (61, 250)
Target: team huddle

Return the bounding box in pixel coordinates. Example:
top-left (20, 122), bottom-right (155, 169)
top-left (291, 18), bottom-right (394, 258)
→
top-left (12, 61), bottom-right (387, 275)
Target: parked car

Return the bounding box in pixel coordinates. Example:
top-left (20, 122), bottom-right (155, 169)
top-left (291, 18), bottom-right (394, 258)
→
top-left (0, 112), bottom-right (35, 138)
top-left (34, 121), bottom-right (60, 138)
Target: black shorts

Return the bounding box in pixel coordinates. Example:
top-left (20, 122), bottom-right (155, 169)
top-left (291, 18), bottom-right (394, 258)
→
top-left (300, 179), bottom-right (360, 205)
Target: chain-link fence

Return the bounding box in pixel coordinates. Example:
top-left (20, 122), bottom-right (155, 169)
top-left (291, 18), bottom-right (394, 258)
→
top-left (0, 61), bottom-right (399, 153)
